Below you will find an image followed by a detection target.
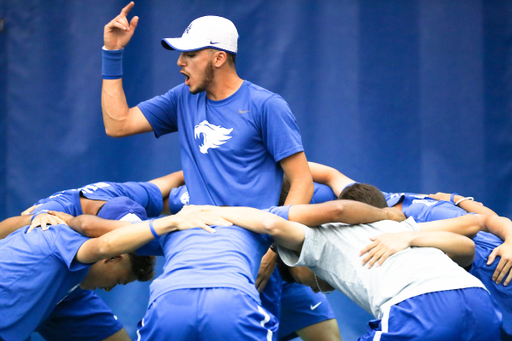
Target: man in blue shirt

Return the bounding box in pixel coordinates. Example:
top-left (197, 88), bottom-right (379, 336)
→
top-left (0, 198), bottom-right (224, 341)
top-left (101, 3), bottom-right (313, 208)
top-left (100, 4), bottom-right (314, 340)
top-left (0, 201), bottom-right (157, 341)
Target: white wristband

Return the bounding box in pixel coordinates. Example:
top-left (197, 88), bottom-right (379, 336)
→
top-left (455, 197), bottom-right (474, 206)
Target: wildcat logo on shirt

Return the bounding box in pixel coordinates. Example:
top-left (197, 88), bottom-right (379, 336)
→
top-left (194, 120), bottom-right (233, 154)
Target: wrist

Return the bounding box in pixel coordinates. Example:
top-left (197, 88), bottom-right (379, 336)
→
top-left (102, 48), bottom-right (124, 79)
top-left (455, 196), bottom-right (474, 206)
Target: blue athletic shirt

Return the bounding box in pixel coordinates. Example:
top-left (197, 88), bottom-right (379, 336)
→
top-left (168, 185), bottom-right (189, 214)
top-left (37, 288), bottom-right (123, 341)
top-left (0, 225), bottom-right (90, 340)
top-left (138, 81), bottom-right (304, 209)
top-left (311, 183), bottom-right (337, 204)
top-left (147, 207), bottom-right (288, 305)
top-left (32, 181), bottom-right (163, 218)
top-left (167, 182), bottom-right (335, 215)
top-left (382, 192), bottom-right (466, 223)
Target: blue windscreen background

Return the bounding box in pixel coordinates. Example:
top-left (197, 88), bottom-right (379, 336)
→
top-left (1, 1), bottom-right (511, 340)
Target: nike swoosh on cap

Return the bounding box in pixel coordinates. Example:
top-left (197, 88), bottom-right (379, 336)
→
top-left (210, 41), bottom-right (220, 44)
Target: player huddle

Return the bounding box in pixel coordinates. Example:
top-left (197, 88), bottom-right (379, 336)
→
top-left (0, 2), bottom-right (510, 341)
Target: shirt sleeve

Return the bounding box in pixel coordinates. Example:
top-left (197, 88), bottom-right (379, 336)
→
top-left (52, 226), bottom-right (91, 271)
top-left (259, 95), bottom-right (304, 162)
top-left (277, 224), bottom-right (319, 268)
top-left (137, 86), bottom-right (181, 138)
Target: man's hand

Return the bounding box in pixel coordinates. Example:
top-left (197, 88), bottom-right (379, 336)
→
top-left (360, 232), bottom-right (413, 268)
top-left (428, 192), bottom-right (452, 202)
top-left (255, 249), bottom-right (277, 292)
top-left (165, 211), bottom-right (232, 234)
top-left (28, 212), bottom-right (67, 233)
top-left (487, 240), bottom-right (512, 286)
top-left (384, 207), bottom-right (406, 222)
top-left (104, 2), bottom-right (139, 50)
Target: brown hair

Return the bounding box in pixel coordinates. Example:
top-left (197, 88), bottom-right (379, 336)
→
top-left (339, 183), bottom-right (388, 208)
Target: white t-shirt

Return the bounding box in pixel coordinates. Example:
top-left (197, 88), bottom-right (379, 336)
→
top-left (278, 217), bottom-right (485, 318)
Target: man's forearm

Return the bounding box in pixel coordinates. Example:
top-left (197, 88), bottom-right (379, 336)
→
top-left (288, 200), bottom-right (403, 227)
top-left (101, 79), bottom-right (131, 137)
top-left (284, 178), bottom-right (314, 205)
top-left (482, 215), bottom-right (512, 242)
top-left (0, 215), bottom-right (31, 239)
top-left (209, 206), bottom-right (305, 251)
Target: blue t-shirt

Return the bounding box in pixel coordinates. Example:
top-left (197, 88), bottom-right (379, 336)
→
top-left (146, 207), bottom-right (289, 305)
top-left (0, 225), bottom-right (90, 340)
top-left (167, 182), bottom-right (335, 215)
top-left (311, 183), bottom-right (337, 204)
top-left (168, 185), bottom-right (189, 214)
top-left (32, 181), bottom-right (163, 218)
top-left (382, 192), bottom-right (467, 223)
top-left (37, 288), bottom-right (123, 341)
top-left (138, 81), bottom-right (304, 209)
top-left (471, 232), bottom-right (511, 337)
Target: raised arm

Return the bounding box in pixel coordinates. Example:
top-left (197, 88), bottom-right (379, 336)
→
top-left (308, 162), bottom-right (356, 197)
top-left (280, 152), bottom-right (314, 205)
top-left (102, 2), bottom-right (153, 137)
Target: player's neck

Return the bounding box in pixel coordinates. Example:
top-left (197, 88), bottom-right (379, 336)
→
top-left (206, 72), bottom-right (243, 101)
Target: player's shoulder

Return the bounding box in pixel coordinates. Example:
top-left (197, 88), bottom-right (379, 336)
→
top-left (244, 81), bottom-right (286, 105)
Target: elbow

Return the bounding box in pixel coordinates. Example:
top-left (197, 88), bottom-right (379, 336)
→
top-left (95, 235), bottom-right (117, 260)
top-left (261, 215), bottom-right (280, 236)
top-left (330, 201), bottom-right (347, 220)
top-left (104, 126), bottom-right (125, 138)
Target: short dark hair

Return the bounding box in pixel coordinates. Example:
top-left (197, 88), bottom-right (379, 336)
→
top-left (128, 252), bottom-right (156, 282)
top-left (339, 183), bottom-right (388, 208)
top-left (276, 254), bottom-right (296, 284)
top-left (226, 52), bottom-right (236, 66)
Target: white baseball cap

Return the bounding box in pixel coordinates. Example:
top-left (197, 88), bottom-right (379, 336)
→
top-left (162, 16), bottom-right (238, 54)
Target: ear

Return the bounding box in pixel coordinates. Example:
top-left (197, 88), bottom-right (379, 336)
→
top-left (104, 255), bottom-right (123, 264)
top-left (212, 51), bottom-right (227, 68)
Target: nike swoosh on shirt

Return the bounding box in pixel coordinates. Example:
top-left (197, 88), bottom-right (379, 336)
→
top-left (310, 302), bottom-right (322, 310)
top-left (239, 110), bottom-right (250, 113)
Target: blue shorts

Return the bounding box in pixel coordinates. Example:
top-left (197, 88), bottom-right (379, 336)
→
top-left (260, 269), bottom-right (283, 327)
top-left (136, 288), bottom-right (278, 341)
top-left (357, 287), bottom-right (502, 341)
top-left (278, 282), bottom-right (336, 341)
top-left (36, 289), bottom-right (123, 341)
top-left (471, 232), bottom-right (512, 340)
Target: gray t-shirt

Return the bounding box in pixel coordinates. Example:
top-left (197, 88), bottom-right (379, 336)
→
top-left (278, 217), bottom-right (485, 318)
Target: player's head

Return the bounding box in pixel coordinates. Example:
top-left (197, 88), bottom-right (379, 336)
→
top-left (339, 183), bottom-right (388, 208)
top-left (84, 196), bottom-right (156, 291)
top-left (81, 252), bottom-right (156, 292)
top-left (277, 256), bottom-right (334, 294)
top-left (162, 16), bottom-right (238, 94)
